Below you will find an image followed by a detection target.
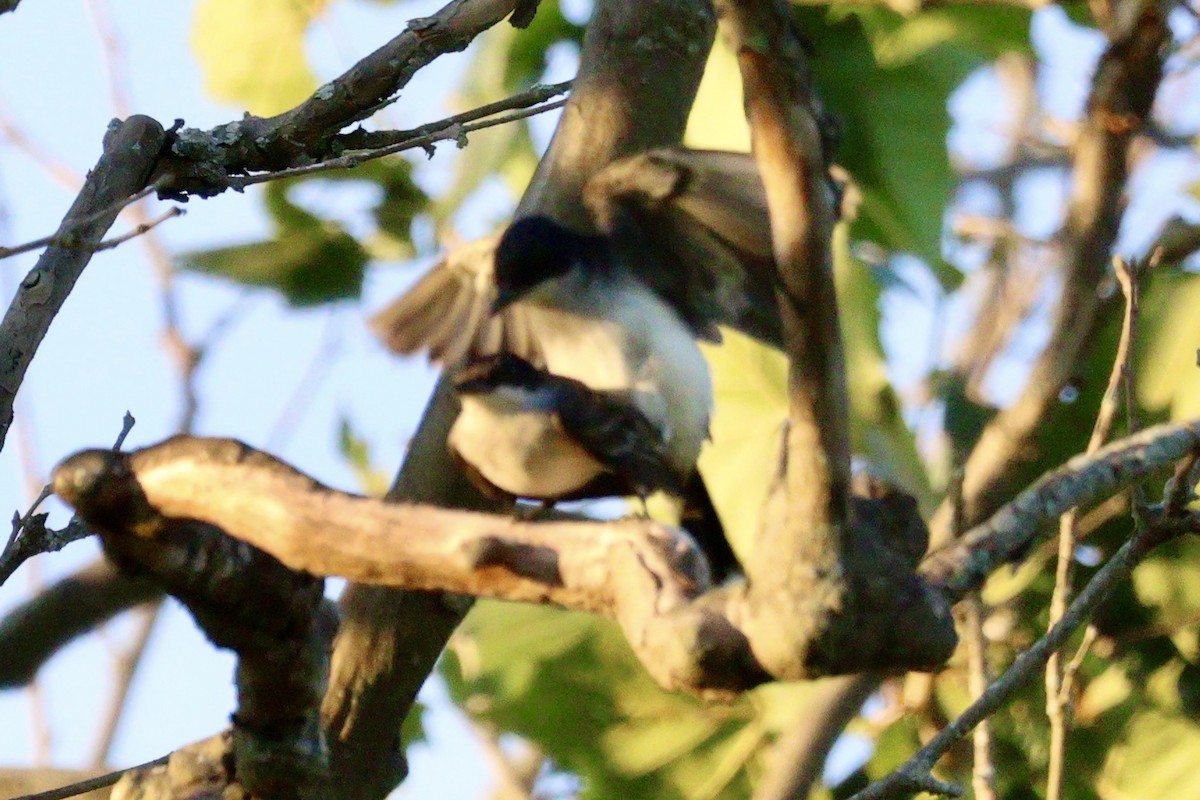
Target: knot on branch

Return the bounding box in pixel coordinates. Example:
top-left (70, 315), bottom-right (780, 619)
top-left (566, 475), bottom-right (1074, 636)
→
top-left (56, 447), bottom-right (338, 800)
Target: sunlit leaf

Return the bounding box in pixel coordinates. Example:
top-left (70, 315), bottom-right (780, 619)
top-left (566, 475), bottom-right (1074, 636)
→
top-left (794, 4), bottom-right (1031, 289)
top-left (445, 602), bottom-right (815, 799)
top-left (191, 0), bottom-right (325, 115)
top-left (1103, 710), bottom-right (1200, 798)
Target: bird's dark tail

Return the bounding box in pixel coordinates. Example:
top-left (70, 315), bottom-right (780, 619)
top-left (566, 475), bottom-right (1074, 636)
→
top-left (680, 471), bottom-right (740, 584)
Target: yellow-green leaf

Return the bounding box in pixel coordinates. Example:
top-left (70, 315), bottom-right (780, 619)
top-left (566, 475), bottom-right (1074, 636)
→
top-left (191, 0), bottom-right (324, 115)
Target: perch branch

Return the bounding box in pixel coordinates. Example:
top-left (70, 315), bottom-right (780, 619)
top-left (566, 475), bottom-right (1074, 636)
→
top-left (52, 421), bottom-right (1199, 702)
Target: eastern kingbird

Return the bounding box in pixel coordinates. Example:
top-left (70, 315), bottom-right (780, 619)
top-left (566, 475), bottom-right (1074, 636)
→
top-left (371, 148), bottom-right (783, 578)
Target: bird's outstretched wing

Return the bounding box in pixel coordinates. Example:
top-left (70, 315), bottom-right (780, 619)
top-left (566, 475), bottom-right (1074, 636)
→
top-left (370, 148), bottom-right (782, 364)
top-left (369, 234), bottom-right (550, 367)
top-left (584, 148), bottom-right (782, 346)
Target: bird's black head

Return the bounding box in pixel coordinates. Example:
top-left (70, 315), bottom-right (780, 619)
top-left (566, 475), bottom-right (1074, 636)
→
top-left (492, 216), bottom-right (602, 312)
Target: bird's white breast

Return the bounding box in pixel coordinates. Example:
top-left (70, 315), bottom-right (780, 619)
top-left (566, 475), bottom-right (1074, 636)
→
top-left (527, 281), bottom-right (713, 471)
top-left (451, 394), bottom-right (606, 498)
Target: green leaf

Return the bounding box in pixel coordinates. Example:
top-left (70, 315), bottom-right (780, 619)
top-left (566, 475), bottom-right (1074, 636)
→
top-left (191, 0), bottom-right (324, 115)
top-left (297, 159), bottom-right (428, 259)
top-left (337, 417), bottom-right (392, 496)
top-left (181, 180), bottom-right (367, 306)
top-left (795, 4), bottom-right (1032, 289)
top-left (699, 223), bottom-right (930, 556)
top-left (1130, 268), bottom-right (1200, 420)
top-left (1102, 710), bottom-right (1200, 798)
top-left (445, 602), bottom-right (815, 800)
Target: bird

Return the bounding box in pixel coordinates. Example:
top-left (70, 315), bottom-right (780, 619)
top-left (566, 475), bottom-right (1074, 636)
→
top-left (370, 148), bottom-right (783, 579)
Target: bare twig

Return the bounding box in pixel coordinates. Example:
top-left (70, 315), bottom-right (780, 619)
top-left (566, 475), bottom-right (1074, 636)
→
top-left (89, 602), bottom-right (163, 767)
top-left (264, 313), bottom-right (345, 452)
top-left (752, 674), bottom-right (880, 800)
top-left (0, 192), bottom-right (175, 261)
top-left (0, 108), bottom-right (82, 189)
top-left (0, 412), bottom-right (134, 588)
top-left (854, 505), bottom-right (1199, 800)
top-left (10, 754), bottom-right (169, 800)
top-left (1044, 253), bottom-right (1139, 800)
top-left (337, 79), bottom-right (571, 150)
top-left (962, 597), bottom-right (997, 800)
top-left (227, 98), bottom-right (568, 190)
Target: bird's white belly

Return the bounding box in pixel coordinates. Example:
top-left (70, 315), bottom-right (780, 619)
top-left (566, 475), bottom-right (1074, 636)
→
top-left (528, 288), bottom-right (713, 471)
top-left (451, 396), bottom-right (606, 498)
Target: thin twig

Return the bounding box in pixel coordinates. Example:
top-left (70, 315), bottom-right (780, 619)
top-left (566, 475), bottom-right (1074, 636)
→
top-left (89, 602), bottom-right (163, 767)
top-left (11, 753), bottom-right (170, 800)
top-left (0, 107), bottom-right (82, 190)
top-left (1044, 253), bottom-right (1139, 800)
top-left (0, 413), bottom-right (134, 588)
top-left (265, 312), bottom-right (344, 452)
top-left (228, 98), bottom-right (568, 190)
top-left (0, 183), bottom-right (164, 261)
top-left (961, 597), bottom-right (997, 800)
top-left (0, 206), bottom-right (182, 260)
top-left (853, 511), bottom-right (1198, 800)
top-left (948, 466), bottom-right (998, 800)
top-left (340, 79), bottom-right (571, 150)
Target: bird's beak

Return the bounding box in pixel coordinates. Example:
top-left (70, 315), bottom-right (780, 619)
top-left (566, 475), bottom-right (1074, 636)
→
top-left (491, 287), bottom-right (522, 315)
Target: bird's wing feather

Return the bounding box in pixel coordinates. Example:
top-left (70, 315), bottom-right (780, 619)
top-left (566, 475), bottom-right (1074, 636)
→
top-left (368, 233), bottom-right (550, 367)
top-left (584, 148), bottom-right (781, 346)
top-left (551, 380), bottom-right (686, 498)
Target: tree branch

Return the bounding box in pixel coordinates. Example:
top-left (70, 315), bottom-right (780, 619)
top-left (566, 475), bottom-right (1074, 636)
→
top-left (714, 0), bottom-right (955, 681)
top-left (0, 559), bottom-right (159, 689)
top-left (149, 0), bottom-right (530, 197)
top-left (924, 420), bottom-right (1200, 599)
top-left (321, 2), bottom-right (718, 797)
top-left (853, 502), bottom-right (1200, 800)
top-left (0, 117), bottom-right (164, 451)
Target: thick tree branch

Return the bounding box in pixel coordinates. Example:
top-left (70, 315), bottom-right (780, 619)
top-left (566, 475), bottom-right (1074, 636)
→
top-left (79, 502), bottom-right (338, 800)
top-left (0, 559), bottom-right (159, 689)
top-left (0, 116), bottom-right (164, 451)
top-left (322, 3), bottom-right (718, 797)
top-left (49, 420), bottom-right (1200, 696)
top-left (714, 0), bottom-right (954, 680)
